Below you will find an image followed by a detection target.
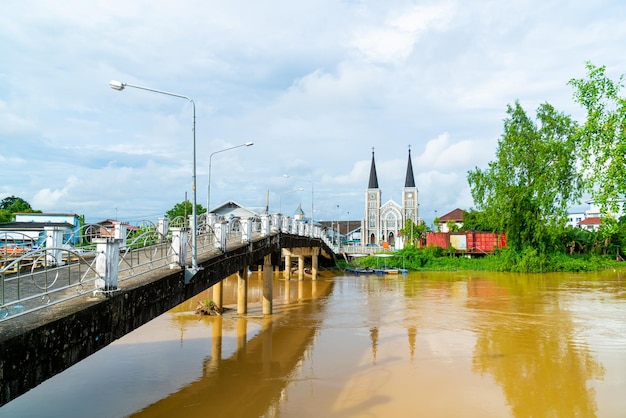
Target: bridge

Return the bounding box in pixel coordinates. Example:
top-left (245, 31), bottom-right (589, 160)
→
top-left (0, 213), bottom-right (336, 406)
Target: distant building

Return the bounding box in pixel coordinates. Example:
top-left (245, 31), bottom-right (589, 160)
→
top-left (437, 208), bottom-right (466, 232)
top-left (0, 212), bottom-right (81, 246)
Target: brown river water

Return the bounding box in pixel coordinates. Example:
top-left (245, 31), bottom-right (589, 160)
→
top-left (1, 270), bottom-right (625, 417)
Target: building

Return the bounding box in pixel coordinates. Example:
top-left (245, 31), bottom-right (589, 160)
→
top-left (437, 208), bottom-right (466, 232)
top-left (0, 212), bottom-right (81, 247)
top-left (361, 148), bottom-right (419, 247)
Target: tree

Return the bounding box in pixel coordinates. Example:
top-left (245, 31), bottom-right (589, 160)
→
top-left (569, 62), bottom-right (626, 214)
top-left (0, 196), bottom-right (39, 223)
top-left (165, 200), bottom-right (206, 224)
top-left (0, 195), bottom-right (32, 213)
top-left (399, 218), bottom-right (429, 247)
top-left (460, 209), bottom-right (495, 232)
top-left (467, 101), bottom-right (581, 253)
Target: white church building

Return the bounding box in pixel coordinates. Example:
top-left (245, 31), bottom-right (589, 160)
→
top-left (361, 148), bottom-right (419, 248)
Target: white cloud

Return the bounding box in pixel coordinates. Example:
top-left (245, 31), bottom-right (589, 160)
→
top-left (0, 0), bottom-right (624, 223)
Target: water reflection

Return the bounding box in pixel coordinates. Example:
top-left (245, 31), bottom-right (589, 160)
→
top-left (131, 277), bottom-right (335, 418)
top-left (468, 276), bottom-right (605, 417)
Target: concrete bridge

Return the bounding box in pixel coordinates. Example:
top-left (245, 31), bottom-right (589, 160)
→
top-left (0, 220), bottom-right (336, 406)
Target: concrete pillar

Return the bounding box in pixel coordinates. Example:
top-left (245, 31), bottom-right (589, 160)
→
top-left (262, 254), bottom-right (273, 315)
top-left (44, 226), bottom-right (65, 266)
top-left (312, 249), bottom-right (319, 280)
top-left (113, 221), bottom-right (127, 249)
top-left (240, 218), bottom-right (252, 242)
top-left (298, 255), bottom-right (305, 281)
top-left (260, 214), bottom-right (270, 237)
top-left (212, 280), bottom-right (223, 311)
top-left (157, 217), bottom-right (169, 242)
top-left (170, 227), bottom-right (187, 267)
top-left (237, 268), bottom-right (248, 315)
top-left (271, 214), bottom-right (281, 232)
top-left (94, 237), bottom-right (121, 296)
top-left (284, 254), bottom-right (291, 280)
top-left (214, 221), bottom-right (227, 251)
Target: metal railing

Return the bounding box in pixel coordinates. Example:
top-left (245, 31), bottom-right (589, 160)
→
top-left (1, 214), bottom-right (322, 322)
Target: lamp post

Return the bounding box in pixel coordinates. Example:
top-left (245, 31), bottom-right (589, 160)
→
top-left (279, 188), bottom-right (304, 214)
top-left (283, 175), bottom-right (314, 237)
top-left (109, 80), bottom-right (199, 273)
top-left (207, 142), bottom-right (254, 216)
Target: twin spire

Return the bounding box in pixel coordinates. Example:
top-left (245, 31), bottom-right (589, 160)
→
top-left (368, 147), bottom-right (415, 189)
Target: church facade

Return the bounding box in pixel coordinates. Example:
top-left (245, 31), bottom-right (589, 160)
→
top-left (361, 148), bottom-right (419, 247)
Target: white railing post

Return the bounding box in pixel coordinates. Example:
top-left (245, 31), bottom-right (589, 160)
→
top-left (271, 214), bottom-right (281, 232)
top-left (170, 227), bottom-right (187, 267)
top-left (113, 221), bottom-right (127, 249)
top-left (214, 221), bottom-right (227, 251)
top-left (94, 237), bottom-right (122, 297)
top-left (44, 226), bottom-right (66, 266)
top-left (241, 218), bottom-right (253, 242)
top-left (261, 214), bottom-right (270, 236)
top-left (158, 217), bottom-right (169, 242)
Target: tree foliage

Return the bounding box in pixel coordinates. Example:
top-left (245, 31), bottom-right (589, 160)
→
top-left (165, 200), bottom-right (206, 224)
top-left (399, 218), bottom-right (429, 247)
top-left (0, 195), bottom-right (39, 223)
top-left (467, 101), bottom-right (581, 253)
top-left (569, 62), bottom-right (626, 214)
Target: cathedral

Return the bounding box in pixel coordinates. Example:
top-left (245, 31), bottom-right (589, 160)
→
top-left (361, 148), bottom-right (419, 247)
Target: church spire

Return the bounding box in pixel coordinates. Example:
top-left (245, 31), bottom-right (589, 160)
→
top-left (404, 146), bottom-right (415, 188)
top-left (368, 148), bottom-right (379, 189)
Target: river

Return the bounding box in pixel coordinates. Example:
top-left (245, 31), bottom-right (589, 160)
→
top-left (1, 270), bottom-right (625, 417)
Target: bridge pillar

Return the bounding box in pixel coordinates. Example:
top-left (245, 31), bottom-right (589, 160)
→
top-left (237, 268), bottom-right (248, 315)
top-left (44, 226), bottom-right (65, 266)
top-left (93, 237), bottom-right (122, 297)
top-left (311, 247), bottom-right (319, 280)
top-left (271, 214), bottom-right (281, 232)
top-left (284, 254), bottom-right (291, 280)
top-left (212, 280), bottom-right (223, 311)
top-left (298, 255), bottom-right (305, 280)
top-left (262, 254), bottom-right (273, 315)
top-left (170, 227), bottom-right (187, 267)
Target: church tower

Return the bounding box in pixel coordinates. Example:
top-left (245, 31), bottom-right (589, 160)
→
top-left (402, 147), bottom-right (419, 223)
top-left (363, 149), bottom-right (382, 245)
top-left (361, 147), bottom-right (420, 248)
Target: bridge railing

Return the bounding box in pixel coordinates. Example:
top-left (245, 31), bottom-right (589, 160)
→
top-left (1, 213), bottom-right (324, 322)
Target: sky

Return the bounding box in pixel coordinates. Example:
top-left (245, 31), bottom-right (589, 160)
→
top-left (1, 0), bottom-right (625, 226)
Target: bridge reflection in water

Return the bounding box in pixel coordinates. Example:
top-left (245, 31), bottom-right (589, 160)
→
top-left (132, 274), bottom-right (334, 417)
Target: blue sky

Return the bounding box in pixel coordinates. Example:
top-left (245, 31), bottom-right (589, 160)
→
top-left (1, 0), bottom-right (625, 225)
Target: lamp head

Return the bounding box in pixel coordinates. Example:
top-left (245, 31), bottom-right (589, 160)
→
top-left (244, 142), bottom-right (254, 146)
top-left (109, 80), bottom-right (126, 91)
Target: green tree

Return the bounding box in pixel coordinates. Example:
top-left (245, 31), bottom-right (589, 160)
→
top-left (399, 218), bottom-right (428, 247)
top-left (569, 62), bottom-right (626, 214)
top-left (0, 196), bottom-right (39, 223)
top-left (467, 101), bottom-right (581, 253)
top-left (460, 209), bottom-right (494, 232)
top-left (165, 200), bottom-right (206, 225)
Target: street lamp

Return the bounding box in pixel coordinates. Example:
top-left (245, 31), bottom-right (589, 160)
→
top-left (207, 142), bottom-right (254, 216)
top-left (109, 79), bottom-right (200, 273)
top-left (279, 188), bottom-right (304, 214)
top-left (283, 175), bottom-right (314, 237)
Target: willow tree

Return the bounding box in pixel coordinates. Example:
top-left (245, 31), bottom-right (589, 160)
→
top-left (569, 62), bottom-right (626, 214)
top-left (467, 101), bottom-right (581, 253)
